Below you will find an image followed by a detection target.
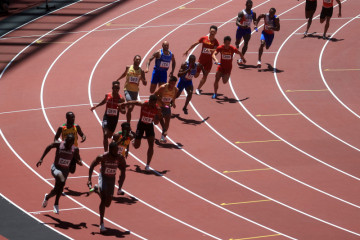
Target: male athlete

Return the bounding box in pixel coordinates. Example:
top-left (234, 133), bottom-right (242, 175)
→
top-left (256, 8), bottom-right (280, 68)
top-left (117, 55), bottom-right (147, 122)
top-left (176, 55), bottom-right (206, 114)
top-left (303, 0), bottom-right (317, 36)
top-left (320, 0), bottom-right (341, 39)
top-left (183, 25), bottom-right (219, 95)
top-left (119, 95), bottom-right (161, 171)
top-left (235, 0), bottom-right (258, 64)
top-left (212, 36), bottom-right (246, 99)
top-left (88, 142), bottom-right (126, 233)
top-left (54, 112), bottom-right (86, 147)
top-left (153, 76), bottom-right (178, 143)
top-left (145, 41), bottom-right (176, 93)
top-left (90, 81), bottom-right (126, 151)
top-left (37, 134), bottom-right (82, 214)
top-left (112, 122), bottom-right (134, 160)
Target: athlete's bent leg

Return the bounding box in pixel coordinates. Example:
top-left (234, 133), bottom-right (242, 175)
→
top-left (222, 74), bottom-right (231, 84)
top-left (126, 105), bottom-right (134, 123)
top-left (184, 85), bottom-right (193, 110)
top-left (258, 40), bottom-right (265, 62)
top-left (197, 71), bottom-right (209, 90)
top-left (242, 34), bottom-right (251, 55)
top-left (150, 83), bottom-right (157, 93)
top-left (323, 16), bottom-right (331, 37)
top-left (146, 136), bottom-right (155, 166)
top-left (213, 71), bottom-right (222, 95)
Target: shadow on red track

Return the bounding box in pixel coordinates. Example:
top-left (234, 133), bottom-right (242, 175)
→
top-left (91, 224), bottom-right (131, 238)
top-left (44, 214), bottom-right (88, 230)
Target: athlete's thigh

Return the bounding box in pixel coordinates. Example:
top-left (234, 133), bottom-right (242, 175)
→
top-left (222, 74), bottom-right (230, 84)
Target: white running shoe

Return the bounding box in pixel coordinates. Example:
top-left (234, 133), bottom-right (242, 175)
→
top-left (237, 59), bottom-right (243, 65)
top-left (304, 31), bottom-right (308, 36)
top-left (195, 89), bottom-right (201, 95)
top-left (53, 205), bottom-right (59, 214)
top-left (145, 165), bottom-right (150, 171)
top-left (160, 135), bottom-right (167, 143)
top-left (100, 223), bottom-right (106, 233)
top-left (257, 61), bottom-right (261, 68)
top-left (42, 194), bottom-right (48, 208)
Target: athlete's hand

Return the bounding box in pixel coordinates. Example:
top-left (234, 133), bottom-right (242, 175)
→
top-left (183, 51), bottom-right (188, 57)
top-left (36, 159), bottom-right (43, 167)
top-left (77, 160), bottom-right (83, 166)
top-left (81, 135), bottom-right (86, 142)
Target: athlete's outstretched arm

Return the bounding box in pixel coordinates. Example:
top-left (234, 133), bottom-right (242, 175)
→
top-left (54, 127), bottom-right (62, 142)
top-left (73, 147), bottom-right (83, 165)
top-left (336, 0), bottom-right (342, 17)
top-left (273, 18), bottom-right (280, 31)
top-left (141, 70), bottom-right (147, 86)
top-left (145, 51), bottom-right (160, 73)
top-left (90, 94), bottom-right (107, 112)
top-left (212, 50), bottom-right (219, 64)
top-left (170, 54), bottom-right (176, 76)
top-left (88, 155), bottom-right (102, 187)
top-left (177, 63), bottom-right (190, 77)
top-left (183, 41), bottom-right (199, 56)
top-left (256, 14), bottom-right (265, 25)
top-left (235, 48), bottom-right (246, 63)
top-left (36, 142), bottom-right (60, 167)
top-left (116, 66), bottom-right (129, 81)
top-left (236, 11), bottom-right (244, 27)
top-left (76, 125), bottom-right (86, 142)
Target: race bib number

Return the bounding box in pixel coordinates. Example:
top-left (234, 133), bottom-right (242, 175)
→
top-left (129, 76), bottom-right (139, 84)
top-left (104, 168), bottom-right (116, 175)
top-left (162, 97), bottom-right (172, 103)
top-left (118, 146), bottom-right (125, 154)
top-left (202, 48), bottom-right (211, 54)
top-left (58, 158), bottom-right (71, 167)
top-left (185, 72), bottom-right (194, 80)
top-left (244, 19), bottom-right (251, 27)
top-left (141, 116), bottom-right (153, 124)
top-left (106, 108), bottom-right (118, 116)
top-left (222, 54), bottom-right (232, 60)
top-left (160, 61), bottom-right (170, 68)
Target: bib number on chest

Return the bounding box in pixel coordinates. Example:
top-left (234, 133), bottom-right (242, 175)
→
top-left (118, 146), bottom-right (125, 154)
top-left (185, 72), bottom-right (194, 80)
top-left (104, 168), bottom-right (116, 175)
top-left (107, 108), bottom-right (118, 116)
top-left (141, 116), bottom-right (153, 124)
top-left (58, 158), bottom-right (71, 167)
top-left (160, 61), bottom-right (170, 68)
top-left (129, 76), bottom-right (139, 84)
top-left (222, 54), bottom-right (232, 60)
top-left (202, 48), bottom-right (211, 54)
top-left (162, 97), bottom-right (172, 103)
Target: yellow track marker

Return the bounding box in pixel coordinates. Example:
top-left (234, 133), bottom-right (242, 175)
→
top-left (36, 40), bottom-right (72, 44)
top-left (235, 140), bottom-right (281, 144)
top-left (229, 234), bottom-right (281, 240)
top-left (221, 199), bottom-right (271, 206)
top-left (179, 6), bottom-right (208, 9)
top-left (324, 68), bottom-right (360, 71)
top-left (286, 89), bottom-right (328, 92)
top-left (223, 168), bottom-right (272, 174)
top-left (256, 113), bottom-right (300, 117)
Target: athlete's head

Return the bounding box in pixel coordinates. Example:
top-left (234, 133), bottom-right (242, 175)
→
top-left (168, 76), bottom-right (177, 89)
top-left (64, 133), bottom-right (75, 148)
top-left (162, 41), bottom-right (170, 52)
top-left (66, 112), bottom-right (75, 124)
top-left (109, 141), bottom-right (119, 157)
top-left (245, 0), bottom-right (253, 10)
top-left (188, 54), bottom-right (196, 65)
top-left (269, 8), bottom-right (276, 17)
top-left (223, 36), bottom-right (231, 46)
top-left (209, 25), bottom-right (217, 37)
top-left (149, 94), bottom-right (158, 107)
top-left (133, 55), bottom-right (141, 67)
top-left (121, 122), bottom-right (131, 134)
top-left (112, 81), bottom-right (120, 92)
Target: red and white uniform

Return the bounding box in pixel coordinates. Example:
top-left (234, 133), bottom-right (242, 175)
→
top-left (263, 13), bottom-right (276, 34)
top-left (105, 92), bottom-right (121, 117)
top-left (54, 142), bottom-right (75, 170)
top-left (139, 101), bottom-right (160, 124)
top-left (215, 45), bottom-right (237, 74)
top-left (100, 154), bottom-right (119, 178)
top-left (323, 0), bottom-right (334, 8)
top-left (198, 36), bottom-right (219, 72)
top-left (239, 9), bottom-right (253, 28)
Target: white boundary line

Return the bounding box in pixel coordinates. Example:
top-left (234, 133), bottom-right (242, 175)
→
top-left (0, 129), bottom-right (146, 239)
top-left (0, 192), bottom-right (73, 239)
top-left (29, 207), bottom-right (85, 214)
top-left (319, 14), bottom-right (360, 118)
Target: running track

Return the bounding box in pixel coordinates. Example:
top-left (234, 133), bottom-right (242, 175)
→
top-left (0, 0), bottom-right (359, 239)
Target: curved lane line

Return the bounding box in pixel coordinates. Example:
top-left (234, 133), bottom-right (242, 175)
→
top-left (319, 14), bottom-right (360, 118)
top-left (0, 129), bottom-right (146, 239)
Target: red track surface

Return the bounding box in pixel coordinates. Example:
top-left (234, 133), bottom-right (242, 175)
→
top-left (1, 0), bottom-right (359, 239)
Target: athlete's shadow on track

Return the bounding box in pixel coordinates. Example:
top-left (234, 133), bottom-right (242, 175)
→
top-left (302, 32), bottom-right (344, 42)
top-left (91, 224), bottom-right (130, 238)
top-left (44, 214), bottom-right (87, 230)
top-left (171, 113), bottom-right (209, 126)
top-left (258, 63), bottom-right (284, 73)
top-left (155, 138), bottom-right (183, 149)
top-left (112, 195), bottom-right (138, 205)
top-left (64, 187), bottom-right (91, 197)
top-left (130, 164), bottom-right (169, 177)
top-left (216, 96), bottom-right (249, 104)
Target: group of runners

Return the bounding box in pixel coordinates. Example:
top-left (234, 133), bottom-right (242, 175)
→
top-left (35, 0), bottom-right (343, 233)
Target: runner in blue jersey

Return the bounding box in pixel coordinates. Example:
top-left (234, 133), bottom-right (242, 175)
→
top-left (176, 55), bottom-right (206, 114)
top-left (145, 41), bottom-right (176, 93)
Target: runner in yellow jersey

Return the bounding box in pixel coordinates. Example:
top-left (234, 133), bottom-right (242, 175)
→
top-left (54, 112), bottom-right (86, 147)
top-left (154, 76), bottom-right (178, 143)
top-left (112, 122), bottom-right (134, 160)
top-left (116, 55), bottom-right (147, 123)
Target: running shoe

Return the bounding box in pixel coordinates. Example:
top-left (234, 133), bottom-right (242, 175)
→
top-left (53, 205), bottom-right (59, 214)
top-left (195, 89), bottom-right (201, 95)
top-left (322, 35), bottom-right (327, 40)
top-left (182, 107), bottom-right (188, 115)
top-left (257, 61), bottom-right (261, 68)
top-left (42, 194), bottom-right (48, 208)
top-left (100, 223), bottom-right (106, 233)
top-left (237, 59), bottom-right (243, 65)
top-left (145, 165), bottom-right (150, 171)
top-left (211, 93), bottom-right (217, 99)
top-left (117, 189), bottom-right (125, 195)
top-left (89, 184), bottom-right (98, 194)
top-left (160, 135), bottom-right (167, 143)
top-left (304, 31), bottom-right (308, 37)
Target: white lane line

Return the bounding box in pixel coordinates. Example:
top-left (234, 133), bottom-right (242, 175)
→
top-left (0, 129), bottom-right (146, 239)
top-left (46, 175), bottom-right (92, 181)
top-left (43, 0), bottom-right (222, 238)
top-left (0, 193), bottom-right (73, 239)
top-left (319, 14), bottom-right (360, 118)
top-left (0, 103), bottom-right (91, 115)
top-left (29, 207), bottom-right (85, 214)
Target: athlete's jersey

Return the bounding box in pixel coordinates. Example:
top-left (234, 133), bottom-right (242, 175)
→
top-left (154, 49), bottom-right (172, 72)
top-left (263, 13), bottom-right (277, 34)
top-left (105, 92), bottom-right (121, 117)
top-left (157, 83), bottom-right (176, 107)
top-left (239, 9), bottom-right (253, 28)
top-left (124, 65), bottom-right (142, 92)
top-left (180, 62), bottom-right (198, 81)
top-left (61, 124), bottom-right (78, 147)
top-left (198, 36), bottom-right (219, 63)
top-left (139, 101), bottom-right (160, 124)
top-left (115, 131), bottom-right (131, 157)
top-left (216, 45), bottom-right (237, 68)
top-left (54, 141), bottom-right (75, 170)
top-left (100, 153), bottom-right (120, 178)
top-left (323, 0), bottom-right (333, 8)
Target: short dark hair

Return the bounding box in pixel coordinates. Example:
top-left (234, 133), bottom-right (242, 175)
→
top-left (189, 54), bottom-right (196, 61)
top-left (210, 25), bottom-right (217, 31)
top-left (270, 7), bottom-right (276, 13)
top-left (224, 36), bottom-right (231, 42)
top-left (121, 122), bottom-right (130, 129)
top-left (134, 55), bottom-right (141, 60)
top-left (169, 76), bottom-right (177, 82)
top-left (246, 0), bottom-right (253, 4)
top-left (149, 94), bottom-right (157, 102)
top-left (109, 141), bottom-right (118, 151)
top-left (66, 111), bottom-right (74, 118)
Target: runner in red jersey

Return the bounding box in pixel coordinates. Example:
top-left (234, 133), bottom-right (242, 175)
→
top-left (37, 134), bottom-right (82, 214)
top-left (90, 81), bottom-right (126, 151)
top-left (119, 95), bottom-right (161, 171)
top-left (211, 36), bottom-right (246, 99)
top-left (88, 142), bottom-right (126, 233)
top-left (183, 25), bottom-right (219, 95)
top-left (320, 0), bottom-right (341, 39)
